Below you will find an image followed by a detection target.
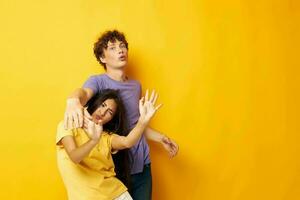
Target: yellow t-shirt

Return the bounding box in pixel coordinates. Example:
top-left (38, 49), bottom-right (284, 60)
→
top-left (56, 121), bottom-right (127, 200)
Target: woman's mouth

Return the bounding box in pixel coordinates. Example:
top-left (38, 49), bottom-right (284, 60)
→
top-left (95, 115), bottom-right (102, 121)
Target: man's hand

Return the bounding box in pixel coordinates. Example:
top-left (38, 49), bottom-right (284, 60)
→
top-left (161, 135), bottom-right (179, 158)
top-left (64, 98), bottom-right (92, 130)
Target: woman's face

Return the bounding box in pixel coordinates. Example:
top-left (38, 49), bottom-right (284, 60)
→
top-left (91, 98), bottom-right (118, 125)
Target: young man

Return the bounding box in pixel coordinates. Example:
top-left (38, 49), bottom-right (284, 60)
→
top-left (64, 30), bottom-right (179, 200)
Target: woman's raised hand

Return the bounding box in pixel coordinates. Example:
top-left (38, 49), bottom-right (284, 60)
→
top-left (139, 89), bottom-right (162, 124)
top-left (83, 109), bottom-right (103, 142)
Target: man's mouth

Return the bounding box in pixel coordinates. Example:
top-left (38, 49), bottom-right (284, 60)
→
top-left (119, 55), bottom-right (126, 61)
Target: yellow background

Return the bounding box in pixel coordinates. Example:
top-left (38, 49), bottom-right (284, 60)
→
top-left (0, 0), bottom-right (299, 199)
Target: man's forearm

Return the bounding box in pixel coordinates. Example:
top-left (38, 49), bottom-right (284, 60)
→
top-left (68, 88), bottom-right (89, 106)
top-left (144, 127), bottom-right (164, 143)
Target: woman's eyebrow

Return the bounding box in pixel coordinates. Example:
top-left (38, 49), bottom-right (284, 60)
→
top-left (103, 102), bottom-right (114, 112)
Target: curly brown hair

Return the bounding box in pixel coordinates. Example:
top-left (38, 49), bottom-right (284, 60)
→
top-left (94, 30), bottom-right (129, 70)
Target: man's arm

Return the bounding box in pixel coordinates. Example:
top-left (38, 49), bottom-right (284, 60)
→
top-left (64, 88), bottom-right (94, 129)
top-left (68, 88), bottom-right (94, 106)
top-left (145, 127), bottom-right (179, 158)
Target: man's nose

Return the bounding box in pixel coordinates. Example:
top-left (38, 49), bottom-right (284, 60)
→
top-left (118, 47), bottom-right (123, 54)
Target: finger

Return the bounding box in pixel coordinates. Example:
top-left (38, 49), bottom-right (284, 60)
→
top-left (162, 136), bottom-right (170, 144)
top-left (83, 125), bottom-right (88, 131)
top-left (74, 113), bottom-right (80, 128)
top-left (171, 145), bottom-right (178, 156)
top-left (84, 108), bottom-right (93, 120)
top-left (68, 114), bottom-right (73, 129)
top-left (83, 123), bottom-right (88, 129)
top-left (167, 137), bottom-right (172, 144)
top-left (64, 114), bottom-right (69, 130)
top-left (139, 97), bottom-right (144, 107)
top-left (155, 103), bottom-right (163, 111)
top-left (83, 119), bottom-right (88, 128)
top-left (152, 93), bottom-right (158, 105)
top-left (149, 90), bottom-right (155, 103)
top-left (84, 115), bottom-right (91, 122)
top-left (78, 109), bottom-right (84, 127)
top-left (145, 89), bottom-right (149, 101)
top-left (97, 119), bottom-right (103, 125)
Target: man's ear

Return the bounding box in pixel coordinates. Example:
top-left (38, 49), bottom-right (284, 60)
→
top-left (100, 55), bottom-right (106, 64)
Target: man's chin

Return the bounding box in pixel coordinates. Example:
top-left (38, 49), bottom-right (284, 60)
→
top-left (115, 63), bottom-right (127, 69)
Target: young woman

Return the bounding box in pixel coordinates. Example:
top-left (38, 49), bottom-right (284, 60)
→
top-left (56, 89), bottom-right (161, 200)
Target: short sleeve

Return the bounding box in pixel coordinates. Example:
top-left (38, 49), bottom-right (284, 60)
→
top-left (107, 133), bottom-right (119, 154)
top-left (56, 121), bottom-right (73, 146)
top-left (82, 75), bottom-right (101, 94)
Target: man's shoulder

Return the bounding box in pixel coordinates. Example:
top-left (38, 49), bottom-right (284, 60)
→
top-left (87, 73), bottom-right (106, 80)
top-left (128, 77), bottom-right (141, 86)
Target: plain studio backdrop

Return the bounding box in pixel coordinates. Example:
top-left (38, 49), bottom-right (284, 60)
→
top-left (0, 0), bottom-right (299, 199)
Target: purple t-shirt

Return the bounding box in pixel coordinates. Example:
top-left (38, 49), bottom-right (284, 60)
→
top-left (83, 73), bottom-right (150, 174)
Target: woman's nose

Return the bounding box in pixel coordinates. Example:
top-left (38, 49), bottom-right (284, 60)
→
top-left (99, 111), bottom-right (105, 117)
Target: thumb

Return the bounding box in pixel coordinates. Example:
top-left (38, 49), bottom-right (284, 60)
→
top-left (84, 108), bottom-right (93, 120)
top-left (97, 119), bottom-right (103, 126)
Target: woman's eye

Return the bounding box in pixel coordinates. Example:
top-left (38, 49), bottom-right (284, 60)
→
top-left (101, 103), bottom-right (105, 107)
top-left (109, 47), bottom-right (115, 50)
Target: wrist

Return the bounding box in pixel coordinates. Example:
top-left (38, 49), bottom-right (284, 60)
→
top-left (137, 117), bottom-right (149, 127)
top-left (67, 98), bottom-right (80, 105)
top-left (159, 134), bottom-right (166, 143)
top-left (89, 138), bottom-right (99, 145)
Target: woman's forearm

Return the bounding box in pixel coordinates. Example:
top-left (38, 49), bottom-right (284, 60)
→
top-left (112, 118), bottom-right (148, 150)
top-left (123, 119), bottom-right (148, 148)
top-left (62, 136), bottom-right (98, 164)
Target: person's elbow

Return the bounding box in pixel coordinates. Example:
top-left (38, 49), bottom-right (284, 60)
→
top-left (70, 156), bottom-right (81, 164)
top-left (124, 142), bottom-right (134, 149)
top-left (120, 138), bottom-right (134, 149)
top-left (68, 152), bottom-right (82, 164)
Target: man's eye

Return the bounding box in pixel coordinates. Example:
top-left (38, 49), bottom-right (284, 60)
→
top-left (101, 104), bottom-right (105, 107)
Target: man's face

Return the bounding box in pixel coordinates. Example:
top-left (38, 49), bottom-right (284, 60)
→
top-left (100, 40), bottom-right (128, 69)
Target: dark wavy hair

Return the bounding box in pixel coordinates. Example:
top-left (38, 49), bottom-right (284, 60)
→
top-left (85, 89), bottom-right (131, 188)
top-left (93, 30), bottom-right (128, 70)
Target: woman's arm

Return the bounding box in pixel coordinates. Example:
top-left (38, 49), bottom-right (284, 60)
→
top-left (111, 119), bottom-right (148, 150)
top-left (111, 90), bottom-right (162, 151)
top-left (61, 120), bottom-right (103, 164)
top-left (60, 136), bottom-right (98, 164)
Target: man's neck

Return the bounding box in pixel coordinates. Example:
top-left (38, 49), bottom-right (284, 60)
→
top-left (106, 67), bottom-right (127, 82)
